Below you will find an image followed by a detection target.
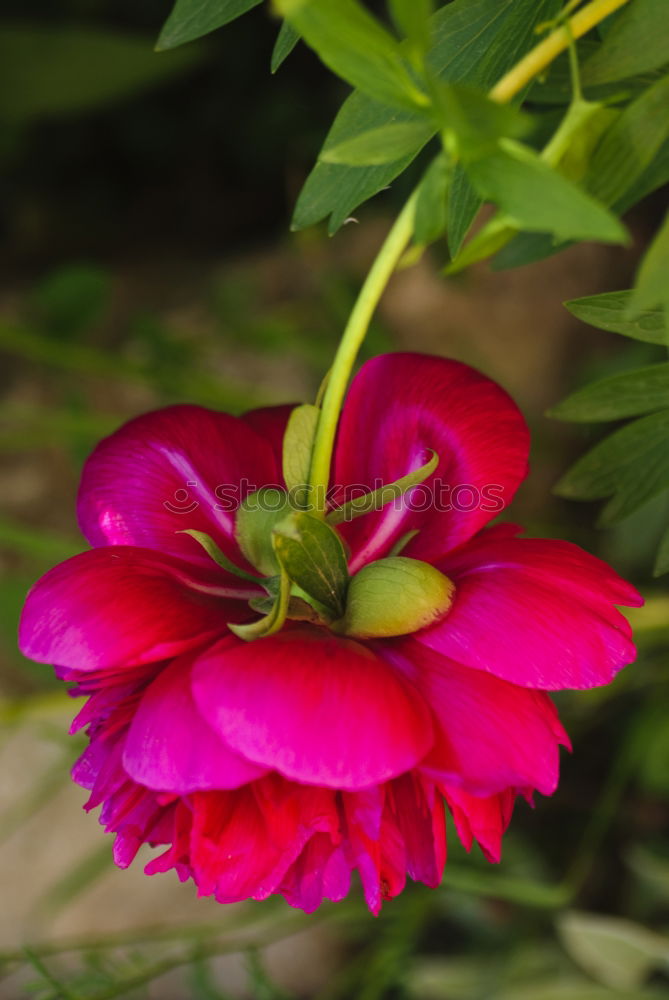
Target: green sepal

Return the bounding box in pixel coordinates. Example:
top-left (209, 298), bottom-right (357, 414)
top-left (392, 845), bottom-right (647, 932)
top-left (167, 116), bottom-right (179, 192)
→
top-left (272, 510), bottom-right (349, 619)
top-left (334, 555), bottom-right (454, 639)
top-left (326, 449), bottom-right (439, 526)
top-left (388, 528), bottom-right (420, 556)
top-left (282, 404), bottom-right (320, 508)
top-left (229, 566), bottom-right (291, 641)
top-left (177, 529), bottom-right (263, 582)
top-left (235, 488), bottom-right (292, 576)
top-left (249, 591), bottom-right (323, 623)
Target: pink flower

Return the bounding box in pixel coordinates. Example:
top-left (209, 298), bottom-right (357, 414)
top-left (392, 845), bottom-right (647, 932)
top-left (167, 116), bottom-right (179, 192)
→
top-left (19, 353), bottom-right (641, 914)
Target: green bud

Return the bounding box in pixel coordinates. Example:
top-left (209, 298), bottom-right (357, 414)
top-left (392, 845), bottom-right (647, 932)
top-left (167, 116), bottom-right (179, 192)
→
top-left (235, 488), bottom-right (292, 576)
top-left (335, 556), bottom-right (454, 639)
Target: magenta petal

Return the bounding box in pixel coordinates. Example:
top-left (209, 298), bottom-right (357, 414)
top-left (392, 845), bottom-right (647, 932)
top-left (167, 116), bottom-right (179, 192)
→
top-left (242, 404), bottom-right (296, 476)
top-left (334, 354), bottom-right (529, 569)
top-left (18, 546), bottom-right (244, 671)
top-left (389, 639), bottom-right (569, 797)
top-left (123, 656), bottom-right (268, 793)
top-left (191, 626), bottom-right (434, 790)
top-left (77, 405), bottom-right (279, 564)
top-left (421, 536), bottom-right (643, 690)
top-left (443, 785), bottom-right (515, 862)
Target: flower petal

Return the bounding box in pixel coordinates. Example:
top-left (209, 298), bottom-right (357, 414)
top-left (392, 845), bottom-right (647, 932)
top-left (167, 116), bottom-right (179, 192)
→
top-left (334, 354), bottom-right (529, 570)
top-left (442, 785), bottom-right (515, 862)
top-left (387, 639), bottom-right (570, 797)
top-left (420, 536), bottom-right (642, 689)
top-left (189, 776), bottom-right (339, 902)
top-left (242, 404), bottom-right (295, 476)
top-left (123, 655), bottom-right (268, 793)
top-left (191, 625), bottom-right (433, 790)
top-left (19, 546), bottom-right (248, 671)
top-left (77, 405), bottom-right (279, 565)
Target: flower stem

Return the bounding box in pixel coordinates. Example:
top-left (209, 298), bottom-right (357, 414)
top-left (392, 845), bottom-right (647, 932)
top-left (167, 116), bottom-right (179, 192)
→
top-left (307, 189), bottom-right (418, 511)
top-left (490, 0), bottom-right (631, 104)
top-left (306, 0), bottom-right (631, 511)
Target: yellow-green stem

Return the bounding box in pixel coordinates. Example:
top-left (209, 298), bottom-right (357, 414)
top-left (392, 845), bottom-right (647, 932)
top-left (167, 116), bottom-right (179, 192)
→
top-left (490, 0), bottom-right (631, 104)
top-left (307, 189), bottom-right (418, 511)
top-left (306, 0), bottom-right (631, 510)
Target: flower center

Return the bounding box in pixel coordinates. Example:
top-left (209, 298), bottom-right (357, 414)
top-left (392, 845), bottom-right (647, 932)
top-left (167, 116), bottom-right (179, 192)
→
top-left (233, 492), bottom-right (453, 641)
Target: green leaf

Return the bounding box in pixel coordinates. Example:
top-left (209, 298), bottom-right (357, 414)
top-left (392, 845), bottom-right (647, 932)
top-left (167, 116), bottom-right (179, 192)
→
top-left (157, 0), bottom-right (262, 50)
top-left (655, 522), bottom-right (669, 576)
top-left (447, 164), bottom-right (482, 255)
top-left (272, 511), bottom-right (349, 618)
top-left (327, 449), bottom-right (439, 525)
top-left (629, 208), bottom-right (669, 317)
top-left (178, 529), bottom-right (263, 582)
top-left (445, 213), bottom-right (515, 274)
top-left (564, 290), bottom-right (667, 344)
top-left (388, 0), bottom-right (434, 53)
top-left (274, 0), bottom-right (428, 111)
top-left (0, 26), bottom-right (201, 122)
top-left (587, 74), bottom-right (669, 207)
top-left (271, 20), bottom-right (300, 73)
top-left (432, 82), bottom-right (531, 156)
top-left (554, 409), bottom-right (669, 525)
top-left (321, 121), bottom-right (434, 165)
top-left (619, 135), bottom-right (669, 211)
top-left (465, 139), bottom-right (627, 244)
top-left (549, 363), bottom-right (669, 422)
top-left (582, 0), bottom-right (669, 85)
top-left (282, 404), bottom-right (320, 505)
top-left (414, 155), bottom-right (449, 245)
top-left (556, 911), bottom-right (669, 990)
top-left (291, 0), bottom-right (561, 233)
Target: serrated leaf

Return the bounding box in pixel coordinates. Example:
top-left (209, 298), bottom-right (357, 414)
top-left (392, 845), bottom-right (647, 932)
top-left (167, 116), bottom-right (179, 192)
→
top-left (557, 911), bottom-right (669, 990)
top-left (157, 0), bottom-right (262, 50)
top-left (282, 404), bottom-right (320, 504)
top-left (466, 139), bottom-right (627, 244)
top-left (549, 363), bottom-right (669, 422)
top-left (555, 409), bottom-right (669, 525)
top-left (414, 155), bottom-right (449, 245)
top-left (291, 0), bottom-right (560, 233)
top-left (629, 208), bottom-right (669, 318)
top-left (654, 522), bottom-right (669, 577)
top-left (0, 26), bottom-right (201, 122)
top-left (271, 20), bottom-right (300, 73)
top-left (582, 0), bottom-right (669, 85)
top-left (565, 290), bottom-right (667, 344)
top-left (587, 73), bottom-right (669, 206)
top-left (275, 0), bottom-right (427, 112)
top-left (273, 512), bottom-right (348, 618)
top-left (321, 121), bottom-right (434, 165)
